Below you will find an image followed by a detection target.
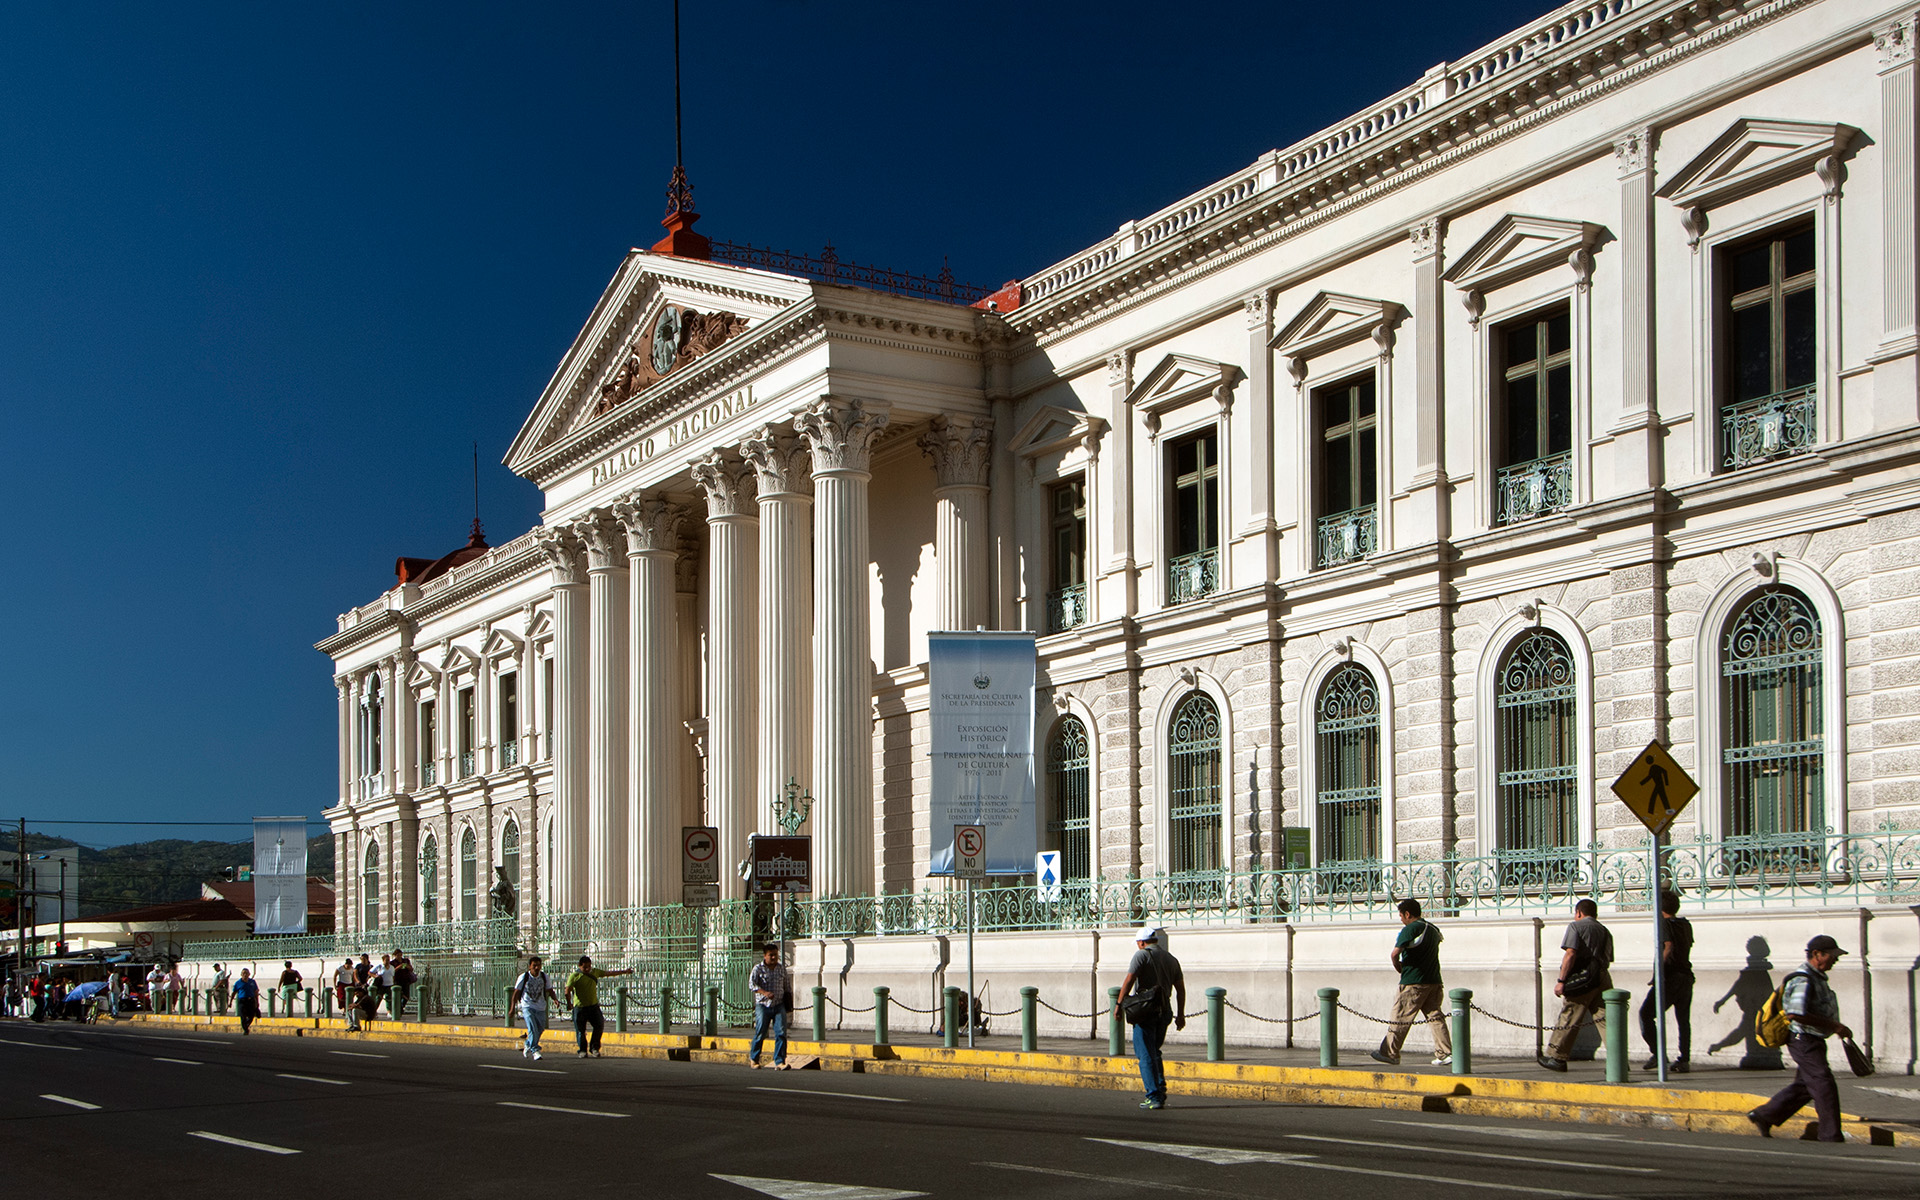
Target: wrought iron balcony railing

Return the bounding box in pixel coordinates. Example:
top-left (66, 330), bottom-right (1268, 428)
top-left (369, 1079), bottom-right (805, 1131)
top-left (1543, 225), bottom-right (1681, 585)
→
top-left (420, 761), bottom-right (435, 786)
top-left (1494, 451), bottom-right (1573, 525)
top-left (1046, 584), bottom-right (1089, 632)
top-left (1316, 505), bottom-right (1378, 568)
top-left (501, 740), bottom-right (519, 768)
top-left (1722, 384), bottom-right (1816, 470)
top-left (459, 751), bottom-right (475, 779)
top-left (1165, 548), bottom-right (1220, 605)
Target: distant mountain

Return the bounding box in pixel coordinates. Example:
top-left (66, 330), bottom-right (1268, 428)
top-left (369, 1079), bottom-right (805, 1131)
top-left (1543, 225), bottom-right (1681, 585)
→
top-left (0, 833), bottom-right (334, 919)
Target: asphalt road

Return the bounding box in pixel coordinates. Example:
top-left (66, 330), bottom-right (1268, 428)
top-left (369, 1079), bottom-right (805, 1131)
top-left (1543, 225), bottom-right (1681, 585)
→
top-left (3, 1020), bottom-right (1918, 1199)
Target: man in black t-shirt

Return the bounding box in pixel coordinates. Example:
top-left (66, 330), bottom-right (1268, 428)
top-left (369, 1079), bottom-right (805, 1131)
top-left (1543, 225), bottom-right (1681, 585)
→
top-left (1540, 899), bottom-right (1614, 1071)
top-left (1114, 928), bottom-right (1186, 1110)
top-left (1640, 889), bottom-right (1695, 1072)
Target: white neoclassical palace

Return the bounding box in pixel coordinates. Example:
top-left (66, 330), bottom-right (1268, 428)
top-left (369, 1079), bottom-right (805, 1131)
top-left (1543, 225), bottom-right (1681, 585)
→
top-left (316, 0), bottom-right (1920, 1058)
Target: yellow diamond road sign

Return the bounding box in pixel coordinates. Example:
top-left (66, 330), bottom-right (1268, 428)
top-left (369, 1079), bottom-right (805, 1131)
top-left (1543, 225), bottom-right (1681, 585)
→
top-left (1611, 740), bottom-right (1698, 836)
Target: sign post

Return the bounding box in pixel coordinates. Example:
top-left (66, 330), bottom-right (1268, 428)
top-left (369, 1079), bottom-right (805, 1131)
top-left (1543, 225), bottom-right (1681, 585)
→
top-left (1610, 740), bottom-right (1699, 1085)
top-left (955, 824), bottom-right (985, 1048)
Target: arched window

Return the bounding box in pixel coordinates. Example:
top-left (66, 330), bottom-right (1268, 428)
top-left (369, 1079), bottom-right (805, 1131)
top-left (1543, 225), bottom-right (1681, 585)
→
top-left (361, 842), bottom-right (380, 931)
top-left (459, 827), bottom-right (477, 922)
top-left (501, 818), bottom-right (521, 899)
top-left (1167, 692), bottom-right (1222, 875)
top-left (1722, 586), bottom-right (1823, 863)
top-left (1315, 663), bottom-right (1381, 889)
top-left (1496, 629), bottom-right (1578, 873)
top-left (1046, 716), bottom-right (1091, 882)
top-left (418, 836), bottom-right (438, 924)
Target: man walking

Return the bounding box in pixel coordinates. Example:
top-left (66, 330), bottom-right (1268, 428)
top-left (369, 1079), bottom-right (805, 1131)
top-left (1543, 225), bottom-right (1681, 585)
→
top-left (563, 955), bottom-right (632, 1058)
top-left (1539, 898), bottom-right (1613, 1072)
top-left (511, 955), bottom-right (557, 1060)
top-left (146, 964), bottom-right (168, 1014)
top-left (1749, 935), bottom-right (1852, 1142)
top-left (211, 962), bottom-right (232, 1016)
top-left (333, 958), bottom-right (355, 1013)
top-left (747, 943), bottom-right (791, 1070)
top-left (1641, 889), bottom-right (1694, 1073)
top-left (278, 961), bottom-right (303, 1014)
top-left (232, 968), bottom-right (261, 1034)
top-left (1114, 927), bottom-right (1186, 1110)
top-left (1370, 898), bottom-right (1452, 1067)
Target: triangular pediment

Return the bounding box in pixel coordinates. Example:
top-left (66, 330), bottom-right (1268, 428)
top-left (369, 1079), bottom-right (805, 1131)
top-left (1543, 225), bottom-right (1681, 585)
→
top-left (1657, 118), bottom-right (1856, 208)
top-left (406, 660), bottom-right (440, 690)
top-left (1124, 354), bottom-right (1241, 418)
top-left (481, 627), bottom-right (523, 660)
top-left (504, 253), bottom-right (812, 479)
top-left (1009, 404), bottom-right (1107, 459)
top-left (1445, 214), bottom-right (1606, 293)
top-left (441, 644), bottom-right (480, 676)
top-left (1271, 292), bottom-right (1403, 361)
top-left (525, 609), bottom-right (554, 644)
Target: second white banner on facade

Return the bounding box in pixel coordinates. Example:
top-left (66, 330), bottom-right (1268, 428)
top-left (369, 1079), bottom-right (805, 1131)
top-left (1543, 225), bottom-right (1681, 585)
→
top-left (927, 632), bottom-right (1037, 876)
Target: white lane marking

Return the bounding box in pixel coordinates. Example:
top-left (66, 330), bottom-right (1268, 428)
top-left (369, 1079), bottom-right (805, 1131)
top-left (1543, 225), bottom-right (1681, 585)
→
top-left (1287, 1134), bottom-right (1658, 1174)
top-left (329, 1050), bottom-right (388, 1058)
top-left (498, 1101), bottom-right (630, 1118)
top-left (41, 1094), bottom-right (101, 1110)
top-left (0, 1038), bottom-right (80, 1051)
top-left (747, 1086), bottom-right (906, 1103)
top-left (1373, 1119), bottom-right (1920, 1166)
top-left (711, 1175), bottom-right (927, 1199)
top-left (276, 1073), bottom-right (349, 1086)
top-left (477, 1062), bottom-right (565, 1075)
top-left (124, 1034), bottom-right (234, 1046)
top-left (1090, 1139), bottom-right (1309, 1165)
top-left (153, 1057), bottom-right (201, 1065)
top-left (188, 1131), bottom-right (300, 1155)
top-left (1082, 1141), bottom-right (1606, 1197)
top-left (1866, 1086), bottom-right (1920, 1102)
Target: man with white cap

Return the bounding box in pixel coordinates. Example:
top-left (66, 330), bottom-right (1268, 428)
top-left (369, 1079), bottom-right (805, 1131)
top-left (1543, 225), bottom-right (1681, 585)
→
top-left (1114, 927), bottom-right (1185, 1110)
top-left (1748, 934), bottom-right (1853, 1142)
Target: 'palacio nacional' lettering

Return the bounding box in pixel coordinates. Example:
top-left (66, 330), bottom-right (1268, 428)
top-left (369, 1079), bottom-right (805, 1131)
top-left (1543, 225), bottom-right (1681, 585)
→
top-left (590, 384), bottom-right (759, 487)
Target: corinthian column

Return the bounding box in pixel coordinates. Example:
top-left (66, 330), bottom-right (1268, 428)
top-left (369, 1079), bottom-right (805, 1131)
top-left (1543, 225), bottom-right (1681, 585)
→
top-left (691, 451), bottom-right (759, 871)
top-left (614, 495), bottom-right (684, 906)
top-left (577, 512), bottom-right (630, 911)
top-left (741, 427), bottom-right (813, 836)
top-left (532, 526), bottom-right (589, 913)
top-left (918, 413), bottom-right (993, 631)
top-left (795, 396), bottom-right (890, 897)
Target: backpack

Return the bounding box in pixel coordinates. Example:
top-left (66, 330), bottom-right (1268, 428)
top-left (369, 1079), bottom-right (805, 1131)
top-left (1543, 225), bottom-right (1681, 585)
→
top-left (1755, 969), bottom-right (1806, 1049)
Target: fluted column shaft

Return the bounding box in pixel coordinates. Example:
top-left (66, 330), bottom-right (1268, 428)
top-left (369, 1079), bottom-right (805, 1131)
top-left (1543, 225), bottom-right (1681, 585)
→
top-left (535, 528), bottom-right (589, 913)
top-left (920, 414), bottom-right (994, 632)
top-left (743, 428), bottom-right (813, 836)
top-left (693, 452), bottom-right (759, 869)
top-left (797, 397), bottom-right (890, 897)
top-left (580, 514), bottom-right (630, 911)
top-left (336, 679), bottom-right (353, 808)
top-left (617, 497), bottom-right (683, 906)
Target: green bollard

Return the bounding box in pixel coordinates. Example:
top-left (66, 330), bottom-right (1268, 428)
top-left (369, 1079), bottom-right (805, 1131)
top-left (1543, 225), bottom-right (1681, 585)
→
top-left (267, 989), bottom-right (276, 1018)
top-left (1318, 987), bottom-right (1339, 1068)
top-left (1019, 986), bottom-right (1038, 1053)
top-left (705, 986), bottom-right (719, 1037)
top-left (191, 990), bottom-right (199, 1016)
top-left (616, 986), bottom-right (628, 1033)
top-left (659, 987), bottom-right (673, 1035)
top-left (1108, 986), bottom-right (1124, 1056)
top-left (323, 987), bottom-right (333, 1018)
top-left (1450, 988), bottom-right (1473, 1076)
top-left (1206, 987), bottom-right (1226, 1062)
top-left (504, 987), bottom-right (514, 1027)
top-left (873, 986), bottom-right (891, 1045)
top-left (305, 988), bottom-right (313, 1018)
top-left (942, 986), bottom-right (960, 1049)
top-left (811, 986), bottom-right (826, 1044)
top-left (1603, 989), bottom-right (1630, 1083)
top-left (204, 990), bottom-right (212, 1016)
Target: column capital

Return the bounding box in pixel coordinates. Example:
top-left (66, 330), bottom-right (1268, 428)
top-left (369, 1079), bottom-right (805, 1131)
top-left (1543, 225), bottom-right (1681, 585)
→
top-left (1406, 217), bottom-right (1443, 263)
top-left (797, 396), bottom-right (891, 475)
top-left (1243, 292), bottom-right (1270, 330)
top-left (612, 494), bottom-right (684, 555)
top-left (575, 511), bottom-right (628, 571)
top-left (1613, 126), bottom-right (1657, 179)
top-left (532, 525), bottom-right (586, 586)
top-left (917, 413), bottom-right (994, 490)
top-left (1878, 16), bottom-right (1915, 71)
top-left (690, 450), bottom-right (760, 520)
top-left (741, 426), bottom-right (813, 497)
top-left (1106, 350), bottom-right (1132, 391)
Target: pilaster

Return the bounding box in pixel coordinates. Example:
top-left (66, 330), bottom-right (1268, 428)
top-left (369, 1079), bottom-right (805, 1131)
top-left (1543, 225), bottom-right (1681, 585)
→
top-left (1613, 127), bottom-right (1661, 490)
top-left (1877, 16), bottom-right (1920, 423)
top-left (1405, 218), bottom-right (1447, 545)
top-left (1101, 352), bottom-right (1137, 618)
top-left (1240, 293), bottom-right (1278, 581)
top-left (742, 426), bottom-right (814, 836)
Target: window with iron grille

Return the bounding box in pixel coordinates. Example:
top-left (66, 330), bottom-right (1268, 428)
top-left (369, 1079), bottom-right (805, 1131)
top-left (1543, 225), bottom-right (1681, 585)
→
top-left (418, 699), bottom-right (437, 787)
top-left (458, 686), bottom-right (476, 778)
top-left (1048, 477), bottom-right (1088, 632)
top-left (362, 841), bottom-right (380, 932)
top-left (1722, 587), bottom-right (1823, 865)
top-left (460, 827), bottom-right (477, 922)
top-left (1495, 630), bottom-right (1579, 872)
top-left (1046, 716), bottom-right (1091, 882)
top-left (1315, 663), bottom-right (1382, 889)
top-left (418, 836), bottom-right (438, 924)
top-left (501, 818), bottom-right (521, 902)
top-left (1167, 692), bottom-right (1222, 874)
top-left (359, 676), bottom-right (384, 788)
top-left (1720, 223), bottom-right (1816, 469)
top-left (499, 673), bottom-right (519, 767)
top-left (1166, 429), bottom-right (1220, 603)
top-left (1316, 374), bottom-right (1378, 566)
top-left (1494, 307), bottom-right (1573, 524)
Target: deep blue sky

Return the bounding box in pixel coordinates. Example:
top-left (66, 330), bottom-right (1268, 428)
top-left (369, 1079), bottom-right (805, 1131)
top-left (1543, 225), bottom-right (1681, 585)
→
top-left (2, 0), bottom-right (1553, 847)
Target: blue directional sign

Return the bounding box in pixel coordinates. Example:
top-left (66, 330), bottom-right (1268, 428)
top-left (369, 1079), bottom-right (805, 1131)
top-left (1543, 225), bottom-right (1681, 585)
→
top-left (1035, 851), bottom-right (1062, 902)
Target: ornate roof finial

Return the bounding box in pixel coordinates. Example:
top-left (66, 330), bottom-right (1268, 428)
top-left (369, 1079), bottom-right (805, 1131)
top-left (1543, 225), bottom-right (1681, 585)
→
top-left (651, 0), bottom-right (711, 260)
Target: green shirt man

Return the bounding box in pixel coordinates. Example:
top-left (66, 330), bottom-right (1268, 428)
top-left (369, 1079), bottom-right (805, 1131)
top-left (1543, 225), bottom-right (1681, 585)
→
top-left (562, 955), bottom-right (632, 1058)
top-left (1369, 898), bottom-right (1453, 1066)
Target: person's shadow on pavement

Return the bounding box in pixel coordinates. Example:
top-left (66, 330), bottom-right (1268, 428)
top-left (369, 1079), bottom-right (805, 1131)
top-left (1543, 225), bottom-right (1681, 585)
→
top-left (1707, 935), bottom-right (1784, 1069)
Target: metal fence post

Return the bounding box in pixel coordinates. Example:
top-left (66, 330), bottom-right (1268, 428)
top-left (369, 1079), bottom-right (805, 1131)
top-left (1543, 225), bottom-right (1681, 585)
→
top-left (1317, 987), bottom-right (1339, 1068)
top-left (942, 986), bottom-right (959, 1049)
top-left (873, 986), bottom-right (890, 1046)
top-left (1603, 989), bottom-right (1630, 1083)
top-left (811, 986), bottom-right (826, 1043)
top-left (705, 985), bottom-right (719, 1037)
top-left (1449, 987), bottom-right (1473, 1075)
top-left (1107, 986), bottom-right (1123, 1056)
top-left (1206, 987), bottom-right (1226, 1062)
top-left (659, 987), bottom-right (673, 1035)
top-left (1019, 986), bottom-right (1038, 1053)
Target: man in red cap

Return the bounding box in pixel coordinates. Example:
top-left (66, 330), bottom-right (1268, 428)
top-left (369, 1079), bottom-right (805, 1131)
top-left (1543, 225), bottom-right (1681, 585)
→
top-left (1748, 934), bottom-right (1852, 1142)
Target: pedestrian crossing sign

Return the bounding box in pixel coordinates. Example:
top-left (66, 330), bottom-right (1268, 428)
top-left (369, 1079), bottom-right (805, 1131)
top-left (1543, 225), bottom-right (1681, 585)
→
top-left (1611, 740), bottom-right (1698, 836)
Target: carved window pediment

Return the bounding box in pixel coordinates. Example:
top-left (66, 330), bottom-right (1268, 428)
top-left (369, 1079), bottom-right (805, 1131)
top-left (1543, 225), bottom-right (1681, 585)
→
top-left (525, 609), bottom-right (554, 645)
top-left (440, 644), bottom-right (480, 678)
top-left (406, 660), bottom-right (441, 691)
top-left (1271, 292), bottom-right (1403, 363)
top-left (1009, 405), bottom-right (1107, 460)
top-left (1124, 354), bottom-right (1241, 422)
top-left (1445, 214), bottom-right (1606, 294)
top-left (481, 627), bottom-right (524, 662)
top-left (1657, 118), bottom-right (1857, 209)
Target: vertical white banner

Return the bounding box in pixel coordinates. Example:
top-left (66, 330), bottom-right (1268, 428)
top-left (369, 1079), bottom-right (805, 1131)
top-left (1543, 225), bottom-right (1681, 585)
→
top-left (252, 817), bottom-right (309, 935)
top-left (928, 632), bottom-right (1037, 875)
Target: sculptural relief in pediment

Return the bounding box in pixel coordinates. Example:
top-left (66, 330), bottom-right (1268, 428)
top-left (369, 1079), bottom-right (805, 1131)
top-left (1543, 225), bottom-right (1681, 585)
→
top-left (592, 304), bottom-right (751, 419)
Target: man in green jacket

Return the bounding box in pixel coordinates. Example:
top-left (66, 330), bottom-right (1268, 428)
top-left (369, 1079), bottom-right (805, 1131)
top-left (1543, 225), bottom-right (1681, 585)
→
top-left (1370, 898), bottom-right (1452, 1067)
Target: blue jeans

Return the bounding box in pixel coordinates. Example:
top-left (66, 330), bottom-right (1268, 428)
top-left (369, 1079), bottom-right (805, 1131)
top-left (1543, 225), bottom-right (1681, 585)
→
top-left (751, 1004), bottom-right (787, 1065)
top-left (522, 1006), bottom-right (549, 1051)
top-left (1132, 1016), bottom-right (1170, 1104)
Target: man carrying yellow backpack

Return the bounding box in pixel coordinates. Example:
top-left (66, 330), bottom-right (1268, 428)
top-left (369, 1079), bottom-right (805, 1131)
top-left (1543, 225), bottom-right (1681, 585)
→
top-left (1747, 935), bottom-right (1851, 1142)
